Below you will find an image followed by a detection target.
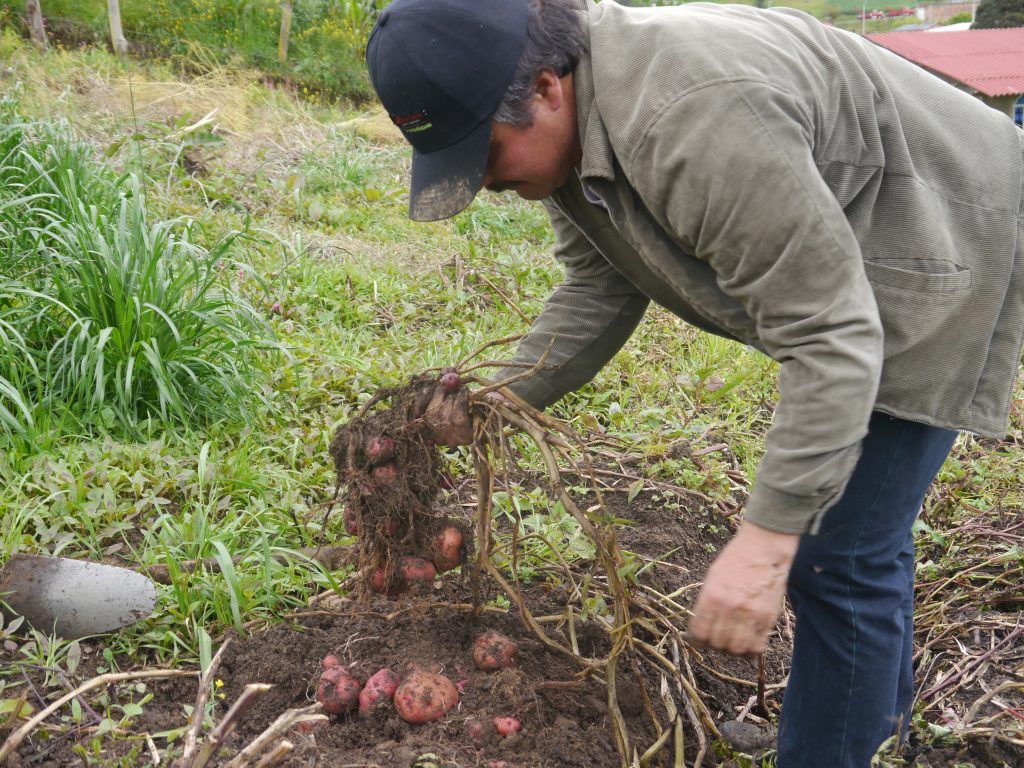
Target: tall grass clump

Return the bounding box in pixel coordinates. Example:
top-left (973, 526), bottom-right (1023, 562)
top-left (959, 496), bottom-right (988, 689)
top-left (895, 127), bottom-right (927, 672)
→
top-left (0, 103), bottom-right (278, 446)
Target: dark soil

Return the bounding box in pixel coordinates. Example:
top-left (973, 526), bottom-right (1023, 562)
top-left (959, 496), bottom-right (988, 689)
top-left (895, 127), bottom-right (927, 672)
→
top-left (10, 471), bottom-right (1023, 767)
top-left (11, 482), bottom-right (778, 768)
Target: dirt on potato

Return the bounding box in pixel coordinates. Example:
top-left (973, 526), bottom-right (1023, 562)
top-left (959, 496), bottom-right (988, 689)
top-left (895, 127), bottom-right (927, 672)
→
top-left (328, 374), bottom-right (471, 598)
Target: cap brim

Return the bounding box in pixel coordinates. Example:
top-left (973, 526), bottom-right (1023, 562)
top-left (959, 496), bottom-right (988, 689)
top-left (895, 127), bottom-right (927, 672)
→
top-left (409, 120), bottom-right (492, 221)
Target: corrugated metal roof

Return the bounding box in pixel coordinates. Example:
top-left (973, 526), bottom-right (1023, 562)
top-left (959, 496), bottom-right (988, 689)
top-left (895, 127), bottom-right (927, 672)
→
top-left (868, 27), bottom-right (1024, 97)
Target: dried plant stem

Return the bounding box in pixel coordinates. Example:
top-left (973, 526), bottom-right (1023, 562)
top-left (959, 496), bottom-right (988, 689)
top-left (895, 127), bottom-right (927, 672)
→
top-left (252, 739), bottom-right (293, 767)
top-left (191, 683), bottom-right (273, 768)
top-left (178, 639), bottom-right (233, 768)
top-left (222, 703), bottom-right (326, 768)
top-left (465, 383), bottom-right (724, 766)
top-left (0, 669), bottom-right (196, 762)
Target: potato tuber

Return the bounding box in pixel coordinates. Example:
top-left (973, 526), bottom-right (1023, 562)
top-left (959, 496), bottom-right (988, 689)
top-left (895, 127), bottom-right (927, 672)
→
top-left (359, 667), bottom-right (399, 713)
top-left (465, 718), bottom-right (490, 745)
top-left (322, 654), bottom-right (341, 670)
top-left (439, 370), bottom-right (461, 392)
top-left (398, 556), bottom-right (436, 585)
top-left (366, 436), bottom-right (396, 463)
top-left (432, 526), bottom-right (465, 572)
top-left (493, 716), bottom-right (522, 736)
top-left (316, 666), bottom-right (362, 715)
top-left (372, 462), bottom-right (399, 486)
top-left (370, 566), bottom-right (408, 597)
top-left (472, 629), bottom-right (519, 671)
top-left (393, 669), bottom-right (459, 724)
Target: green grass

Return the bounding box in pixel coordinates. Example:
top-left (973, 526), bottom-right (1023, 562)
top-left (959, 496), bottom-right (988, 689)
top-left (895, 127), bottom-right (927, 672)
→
top-left (0, 100), bottom-right (279, 445)
top-left (0, 0), bottom-right (379, 102)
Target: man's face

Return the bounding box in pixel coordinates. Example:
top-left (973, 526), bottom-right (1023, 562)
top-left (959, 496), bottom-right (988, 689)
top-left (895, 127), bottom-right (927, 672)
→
top-left (482, 71), bottom-right (580, 201)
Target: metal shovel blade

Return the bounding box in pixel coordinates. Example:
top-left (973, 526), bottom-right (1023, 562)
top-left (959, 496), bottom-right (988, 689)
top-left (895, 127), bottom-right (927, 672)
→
top-left (0, 554), bottom-right (157, 639)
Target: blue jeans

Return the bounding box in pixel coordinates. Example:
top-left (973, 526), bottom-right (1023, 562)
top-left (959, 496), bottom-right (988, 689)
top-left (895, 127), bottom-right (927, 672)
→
top-left (776, 411), bottom-right (957, 768)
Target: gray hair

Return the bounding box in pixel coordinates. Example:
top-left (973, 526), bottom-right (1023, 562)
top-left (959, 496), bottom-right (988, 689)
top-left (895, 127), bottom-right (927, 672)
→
top-left (492, 0), bottom-right (586, 127)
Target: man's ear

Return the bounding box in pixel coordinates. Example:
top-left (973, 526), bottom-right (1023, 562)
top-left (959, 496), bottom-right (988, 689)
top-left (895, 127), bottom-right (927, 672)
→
top-left (533, 69), bottom-right (564, 111)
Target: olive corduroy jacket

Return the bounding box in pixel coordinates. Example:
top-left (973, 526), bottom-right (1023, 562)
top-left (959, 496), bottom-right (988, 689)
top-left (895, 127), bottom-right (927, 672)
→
top-left (500, 2), bottom-right (1024, 534)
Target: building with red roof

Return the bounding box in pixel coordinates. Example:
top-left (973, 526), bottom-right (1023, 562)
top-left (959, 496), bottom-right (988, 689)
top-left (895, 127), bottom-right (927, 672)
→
top-left (868, 27), bottom-right (1024, 124)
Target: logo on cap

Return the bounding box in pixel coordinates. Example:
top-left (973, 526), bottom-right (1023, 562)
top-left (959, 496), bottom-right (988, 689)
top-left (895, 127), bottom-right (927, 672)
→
top-left (392, 110), bottom-right (433, 134)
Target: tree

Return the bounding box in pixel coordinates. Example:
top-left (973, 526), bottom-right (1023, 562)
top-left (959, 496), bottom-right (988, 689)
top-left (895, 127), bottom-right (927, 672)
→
top-left (279, 1), bottom-right (293, 64)
top-left (107, 0), bottom-right (128, 56)
top-left (25, 0), bottom-right (47, 49)
top-left (973, 0), bottom-right (1024, 29)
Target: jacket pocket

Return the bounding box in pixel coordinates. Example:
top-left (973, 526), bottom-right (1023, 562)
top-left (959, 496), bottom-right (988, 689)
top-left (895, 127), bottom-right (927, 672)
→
top-left (863, 259), bottom-right (972, 295)
top-left (864, 259), bottom-right (973, 360)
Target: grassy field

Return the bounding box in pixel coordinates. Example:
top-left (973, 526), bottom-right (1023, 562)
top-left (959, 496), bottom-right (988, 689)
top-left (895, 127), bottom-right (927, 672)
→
top-left (0, 0), bottom-right (945, 105)
top-left (0, 14), bottom-right (1021, 768)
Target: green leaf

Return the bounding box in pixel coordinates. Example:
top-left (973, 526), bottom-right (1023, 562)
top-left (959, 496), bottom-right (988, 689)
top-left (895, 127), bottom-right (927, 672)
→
top-left (627, 478), bottom-right (644, 504)
top-left (65, 639), bottom-right (81, 675)
top-left (0, 698), bottom-right (34, 719)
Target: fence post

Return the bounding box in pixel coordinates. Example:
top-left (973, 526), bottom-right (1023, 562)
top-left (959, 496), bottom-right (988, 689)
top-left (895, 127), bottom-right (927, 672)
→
top-left (107, 0), bottom-right (129, 55)
top-left (25, 0), bottom-right (47, 49)
top-left (278, 0), bottom-right (293, 64)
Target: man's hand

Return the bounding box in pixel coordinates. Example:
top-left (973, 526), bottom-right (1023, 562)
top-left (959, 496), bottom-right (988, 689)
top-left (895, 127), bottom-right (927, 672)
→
top-left (686, 521), bottom-right (800, 656)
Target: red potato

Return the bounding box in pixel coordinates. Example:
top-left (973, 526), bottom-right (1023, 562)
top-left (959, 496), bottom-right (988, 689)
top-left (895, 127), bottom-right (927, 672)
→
top-left (393, 669), bottom-right (459, 724)
top-left (372, 462), bottom-right (399, 486)
top-left (472, 629), bottom-right (519, 671)
top-left (370, 566), bottom-right (408, 597)
top-left (359, 667), bottom-right (399, 713)
top-left (440, 370), bottom-right (461, 392)
top-left (494, 716), bottom-right (522, 736)
top-left (366, 436), bottom-right (396, 463)
top-left (465, 718), bottom-right (489, 744)
top-left (322, 654), bottom-right (341, 670)
top-left (398, 556), bottom-right (436, 585)
top-left (316, 667), bottom-right (362, 715)
top-left (381, 516), bottom-right (400, 536)
top-left (432, 526), bottom-right (465, 572)
top-left (343, 507), bottom-right (360, 536)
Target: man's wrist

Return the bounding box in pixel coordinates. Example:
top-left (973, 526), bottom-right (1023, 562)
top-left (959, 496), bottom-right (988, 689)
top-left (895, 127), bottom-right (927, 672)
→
top-left (735, 520), bottom-right (800, 559)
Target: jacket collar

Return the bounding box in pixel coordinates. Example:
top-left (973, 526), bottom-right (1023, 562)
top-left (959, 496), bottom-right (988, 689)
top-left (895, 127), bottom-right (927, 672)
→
top-left (573, 7), bottom-right (616, 183)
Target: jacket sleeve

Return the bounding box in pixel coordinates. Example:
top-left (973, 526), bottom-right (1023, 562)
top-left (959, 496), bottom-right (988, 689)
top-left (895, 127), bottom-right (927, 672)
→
top-left (494, 201), bottom-right (649, 409)
top-left (627, 79), bottom-right (884, 534)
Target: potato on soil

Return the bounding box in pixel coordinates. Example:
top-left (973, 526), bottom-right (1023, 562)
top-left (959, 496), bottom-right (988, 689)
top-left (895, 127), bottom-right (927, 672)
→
top-left (465, 718), bottom-right (493, 745)
top-left (472, 629), bottom-right (519, 671)
top-left (370, 566), bottom-right (408, 596)
top-left (398, 555), bottom-right (436, 585)
top-left (494, 716), bottom-right (522, 736)
top-left (322, 654), bottom-right (341, 670)
top-left (316, 667), bottom-right (362, 715)
top-left (393, 669), bottom-right (459, 724)
top-left (359, 667), bottom-right (399, 713)
top-left (432, 526), bottom-right (465, 572)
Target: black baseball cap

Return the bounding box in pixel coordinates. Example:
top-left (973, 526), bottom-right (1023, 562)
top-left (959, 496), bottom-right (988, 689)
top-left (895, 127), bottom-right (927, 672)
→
top-left (366, 0), bottom-right (529, 221)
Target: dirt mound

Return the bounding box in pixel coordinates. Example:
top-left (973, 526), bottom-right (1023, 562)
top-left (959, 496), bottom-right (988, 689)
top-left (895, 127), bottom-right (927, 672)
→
top-left (120, 486), bottom-right (779, 768)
